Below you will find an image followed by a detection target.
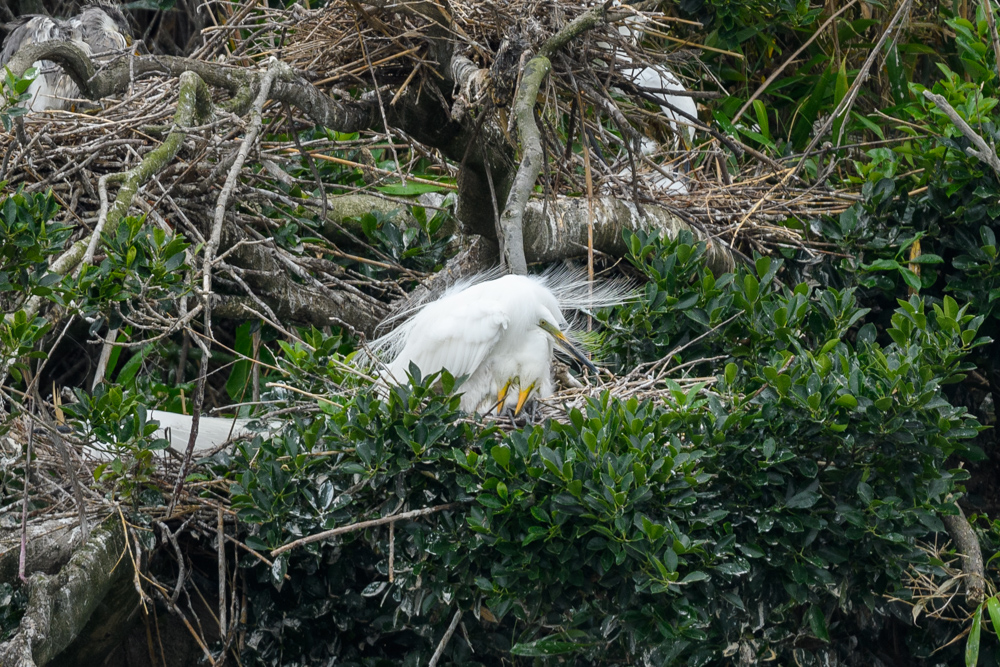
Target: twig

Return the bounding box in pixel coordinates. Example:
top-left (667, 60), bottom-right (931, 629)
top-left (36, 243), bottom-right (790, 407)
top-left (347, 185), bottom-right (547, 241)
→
top-left (428, 609), bottom-right (463, 667)
top-left (388, 520), bottom-right (395, 583)
top-left (18, 413), bottom-right (34, 583)
top-left (91, 328), bottom-right (119, 391)
top-left (271, 502), bottom-right (463, 556)
top-left (30, 385), bottom-right (91, 544)
top-left (218, 505), bottom-right (227, 638)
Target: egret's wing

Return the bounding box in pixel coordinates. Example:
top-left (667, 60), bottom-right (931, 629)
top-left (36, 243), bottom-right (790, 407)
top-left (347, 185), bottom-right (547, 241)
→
top-left (621, 65), bottom-right (696, 141)
top-left (386, 301), bottom-right (508, 382)
top-left (148, 410), bottom-right (270, 453)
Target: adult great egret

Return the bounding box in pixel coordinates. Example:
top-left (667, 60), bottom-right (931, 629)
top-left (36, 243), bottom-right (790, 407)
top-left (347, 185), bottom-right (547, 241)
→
top-left (0, 0), bottom-right (132, 111)
top-left (370, 270), bottom-right (629, 414)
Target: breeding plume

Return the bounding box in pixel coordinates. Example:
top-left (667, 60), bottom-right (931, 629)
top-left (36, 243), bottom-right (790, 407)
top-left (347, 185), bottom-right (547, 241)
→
top-left (0, 0), bottom-right (132, 111)
top-left (370, 270), bottom-right (629, 414)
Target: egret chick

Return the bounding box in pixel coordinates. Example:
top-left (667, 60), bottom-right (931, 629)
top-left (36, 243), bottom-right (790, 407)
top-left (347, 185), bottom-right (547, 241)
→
top-left (0, 0), bottom-right (132, 112)
top-left (370, 270), bottom-right (627, 414)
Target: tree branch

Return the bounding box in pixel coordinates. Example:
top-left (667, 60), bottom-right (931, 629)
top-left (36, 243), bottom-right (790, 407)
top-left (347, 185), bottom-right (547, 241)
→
top-left (500, 56), bottom-right (550, 274)
top-left (942, 503), bottom-right (986, 606)
top-left (923, 89), bottom-right (1000, 179)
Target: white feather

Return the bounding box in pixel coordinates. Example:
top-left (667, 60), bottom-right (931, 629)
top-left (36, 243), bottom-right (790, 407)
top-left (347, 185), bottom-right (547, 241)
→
top-left (621, 65), bottom-right (697, 142)
top-left (149, 410), bottom-right (256, 453)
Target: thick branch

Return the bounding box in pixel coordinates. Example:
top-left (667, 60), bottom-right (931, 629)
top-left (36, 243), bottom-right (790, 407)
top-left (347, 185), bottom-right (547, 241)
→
top-left (522, 197), bottom-right (734, 275)
top-left (6, 43), bottom-right (375, 127)
top-left (500, 56), bottom-right (550, 275)
top-left (499, 2), bottom-right (620, 274)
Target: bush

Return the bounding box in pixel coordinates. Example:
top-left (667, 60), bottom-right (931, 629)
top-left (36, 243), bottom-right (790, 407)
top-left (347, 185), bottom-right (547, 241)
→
top-left (231, 231), bottom-right (986, 665)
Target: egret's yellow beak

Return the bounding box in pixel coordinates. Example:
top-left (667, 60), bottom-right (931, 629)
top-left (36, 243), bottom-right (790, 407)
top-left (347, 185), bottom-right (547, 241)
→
top-left (514, 382), bottom-right (536, 415)
top-left (538, 321), bottom-right (597, 373)
top-left (497, 380), bottom-right (512, 415)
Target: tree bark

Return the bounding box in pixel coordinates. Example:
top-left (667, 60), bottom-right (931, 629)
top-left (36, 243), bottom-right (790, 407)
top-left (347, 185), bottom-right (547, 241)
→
top-left (0, 518), bottom-right (131, 667)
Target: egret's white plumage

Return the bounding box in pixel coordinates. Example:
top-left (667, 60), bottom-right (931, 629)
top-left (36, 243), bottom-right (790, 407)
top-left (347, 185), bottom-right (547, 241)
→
top-left (76, 411), bottom-right (257, 460)
top-left (0, 0), bottom-right (131, 111)
top-left (621, 65), bottom-right (697, 144)
top-left (370, 270), bottom-right (629, 414)
top-left (149, 410), bottom-right (256, 453)
top-left (615, 137), bottom-right (689, 195)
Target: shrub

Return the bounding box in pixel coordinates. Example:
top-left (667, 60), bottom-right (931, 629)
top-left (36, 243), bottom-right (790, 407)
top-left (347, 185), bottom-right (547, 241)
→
top-left (232, 231), bottom-right (986, 665)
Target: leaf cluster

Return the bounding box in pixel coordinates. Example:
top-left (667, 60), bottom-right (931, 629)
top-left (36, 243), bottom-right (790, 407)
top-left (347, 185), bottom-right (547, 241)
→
top-left (226, 230), bottom-right (985, 665)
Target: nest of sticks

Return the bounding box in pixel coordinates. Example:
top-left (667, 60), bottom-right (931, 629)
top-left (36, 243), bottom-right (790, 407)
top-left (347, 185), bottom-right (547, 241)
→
top-left (0, 0), bottom-right (852, 278)
top-left (0, 2), bottom-right (867, 646)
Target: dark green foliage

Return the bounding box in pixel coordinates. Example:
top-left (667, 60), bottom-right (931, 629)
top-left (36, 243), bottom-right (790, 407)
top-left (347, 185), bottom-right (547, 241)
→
top-left (356, 204), bottom-right (454, 275)
top-left (73, 216), bottom-right (190, 332)
top-left (0, 67), bottom-right (35, 132)
top-left (0, 189), bottom-right (69, 296)
top-left (231, 232), bottom-right (985, 665)
top-left (63, 384), bottom-right (170, 504)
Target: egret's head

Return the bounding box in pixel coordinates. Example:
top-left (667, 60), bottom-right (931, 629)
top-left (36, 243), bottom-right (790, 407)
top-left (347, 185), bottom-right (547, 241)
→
top-left (538, 319), bottom-right (597, 373)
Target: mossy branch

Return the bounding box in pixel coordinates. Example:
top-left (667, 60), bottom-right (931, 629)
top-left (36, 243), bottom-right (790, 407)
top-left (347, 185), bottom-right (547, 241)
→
top-left (499, 56), bottom-right (550, 275)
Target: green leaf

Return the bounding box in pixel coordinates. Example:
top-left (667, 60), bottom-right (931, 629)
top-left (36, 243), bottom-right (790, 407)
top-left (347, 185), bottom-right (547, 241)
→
top-left (225, 322), bottom-right (255, 401)
top-left (270, 554), bottom-right (288, 589)
top-left (832, 59), bottom-right (849, 143)
top-left (490, 444), bottom-right (511, 468)
top-left (744, 274), bottom-right (760, 303)
top-left (986, 597), bottom-right (1000, 639)
top-left (966, 604), bottom-right (981, 667)
top-left (375, 181), bottom-right (451, 196)
top-left (899, 266), bottom-right (922, 292)
top-left (834, 394), bottom-right (857, 408)
top-left (807, 605), bottom-right (830, 642)
top-left (752, 100), bottom-right (771, 141)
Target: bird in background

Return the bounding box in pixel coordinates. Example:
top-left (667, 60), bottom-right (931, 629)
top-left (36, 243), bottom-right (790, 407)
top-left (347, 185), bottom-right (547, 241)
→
top-left (368, 269), bottom-right (631, 415)
top-left (593, 7), bottom-right (695, 195)
top-left (0, 0), bottom-right (132, 111)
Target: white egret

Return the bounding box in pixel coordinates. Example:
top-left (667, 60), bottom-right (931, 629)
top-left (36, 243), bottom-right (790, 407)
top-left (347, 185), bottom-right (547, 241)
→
top-left (148, 410), bottom-right (256, 453)
top-left (369, 270), bottom-right (629, 414)
top-left (0, 0), bottom-right (132, 111)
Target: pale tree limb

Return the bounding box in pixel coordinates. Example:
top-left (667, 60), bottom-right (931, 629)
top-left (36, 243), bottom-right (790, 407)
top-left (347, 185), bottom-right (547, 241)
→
top-left (500, 55), bottom-right (551, 275)
top-left (499, 2), bottom-right (617, 274)
top-left (0, 519), bottom-right (129, 667)
top-left (923, 89), bottom-right (1000, 178)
